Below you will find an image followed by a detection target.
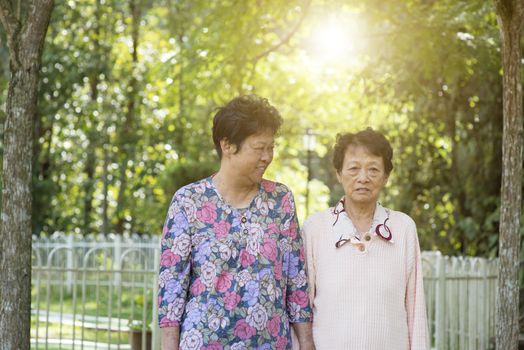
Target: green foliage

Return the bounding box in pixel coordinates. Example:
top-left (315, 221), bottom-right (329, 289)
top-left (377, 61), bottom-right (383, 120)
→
top-left (159, 159), bottom-right (219, 196)
top-left (362, 0), bottom-right (503, 256)
top-left (17, 0), bottom-right (508, 257)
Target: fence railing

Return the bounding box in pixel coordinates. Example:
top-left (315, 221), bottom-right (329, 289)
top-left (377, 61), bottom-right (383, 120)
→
top-left (32, 233), bottom-right (160, 350)
top-left (31, 233), bottom-right (498, 350)
top-left (422, 251), bottom-right (498, 350)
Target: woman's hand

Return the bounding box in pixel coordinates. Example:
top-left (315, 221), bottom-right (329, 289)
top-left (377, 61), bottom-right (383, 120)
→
top-left (160, 326), bottom-right (180, 350)
top-left (291, 322), bottom-right (316, 350)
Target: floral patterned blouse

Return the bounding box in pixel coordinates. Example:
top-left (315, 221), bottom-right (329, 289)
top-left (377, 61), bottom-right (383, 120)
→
top-left (158, 176), bottom-right (312, 350)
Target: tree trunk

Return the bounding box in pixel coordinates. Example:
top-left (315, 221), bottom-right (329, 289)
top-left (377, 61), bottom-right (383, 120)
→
top-left (168, 0), bottom-right (187, 156)
top-left (83, 69), bottom-right (99, 233)
top-left (115, 0), bottom-right (140, 233)
top-left (102, 146), bottom-right (110, 233)
top-left (0, 1), bottom-right (54, 348)
top-left (493, 1), bottom-right (524, 349)
top-left (83, 0), bottom-right (103, 234)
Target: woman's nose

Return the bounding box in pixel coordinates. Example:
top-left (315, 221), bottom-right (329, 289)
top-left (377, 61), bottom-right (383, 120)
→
top-left (260, 149), bottom-right (273, 162)
top-left (356, 169), bottom-right (370, 181)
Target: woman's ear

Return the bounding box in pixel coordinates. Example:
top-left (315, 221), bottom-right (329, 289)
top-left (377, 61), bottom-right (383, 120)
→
top-left (383, 174), bottom-right (389, 186)
top-left (335, 171), bottom-right (342, 184)
top-left (220, 138), bottom-right (236, 157)
top-left (220, 138), bottom-right (230, 156)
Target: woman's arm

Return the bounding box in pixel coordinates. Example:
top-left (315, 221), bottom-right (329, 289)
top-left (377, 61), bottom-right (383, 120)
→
top-left (291, 322), bottom-right (315, 350)
top-left (158, 192), bottom-right (192, 333)
top-left (302, 218), bottom-right (316, 309)
top-left (161, 326), bottom-right (180, 350)
top-left (405, 222), bottom-right (429, 350)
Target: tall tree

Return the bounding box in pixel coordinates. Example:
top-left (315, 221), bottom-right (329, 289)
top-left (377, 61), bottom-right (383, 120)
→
top-left (0, 0), bottom-right (54, 348)
top-left (115, 0), bottom-right (142, 233)
top-left (493, 0), bottom-right (524, 348)
top-left (82, 0), bottom-right (101, 233)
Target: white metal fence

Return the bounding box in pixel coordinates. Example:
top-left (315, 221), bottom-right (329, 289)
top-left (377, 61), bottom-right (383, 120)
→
top-left (422, 251), bottom-right (498, 350)
top-left (31, 233), bottom-right (160, 350)
top-left (31, 234), bottom-right (498, 350)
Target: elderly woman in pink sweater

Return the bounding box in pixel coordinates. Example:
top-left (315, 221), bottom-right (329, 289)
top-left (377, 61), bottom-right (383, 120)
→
top-left (301, 128), bottom-right (428, 349)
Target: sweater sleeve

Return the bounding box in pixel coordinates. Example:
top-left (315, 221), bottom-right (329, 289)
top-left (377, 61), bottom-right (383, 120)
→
top-left (302, 216), bottom-right (317, 309)
top-left (405, 221), bottom-right (429, 350)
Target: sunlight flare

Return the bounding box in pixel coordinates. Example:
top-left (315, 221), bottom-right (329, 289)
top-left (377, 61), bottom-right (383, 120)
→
top-left (306, 17), bottom-right (365, 67)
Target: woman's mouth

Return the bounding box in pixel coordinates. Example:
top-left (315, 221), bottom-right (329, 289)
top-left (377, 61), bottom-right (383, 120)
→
top-left (355, 188), bottom-right (370, 193)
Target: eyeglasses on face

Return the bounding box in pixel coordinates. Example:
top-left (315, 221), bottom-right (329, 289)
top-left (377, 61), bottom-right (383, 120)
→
top-left (250, 144), bottom-right (275, 156)
top-left (345, 166), bottom-right (383, 179)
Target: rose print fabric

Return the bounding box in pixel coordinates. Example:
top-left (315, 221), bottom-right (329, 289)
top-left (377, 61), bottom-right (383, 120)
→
top-left (158, 177), bottom-right (312, 350)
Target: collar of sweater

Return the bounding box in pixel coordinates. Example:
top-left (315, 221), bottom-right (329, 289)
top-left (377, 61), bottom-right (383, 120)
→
top-left (332, 198), bottom-right (394, 243)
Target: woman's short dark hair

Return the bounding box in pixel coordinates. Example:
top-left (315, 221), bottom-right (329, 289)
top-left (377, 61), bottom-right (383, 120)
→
top-left (212, 95), bottom-right (283, 159)
top-left (332, 128), bottom-right (394, 175)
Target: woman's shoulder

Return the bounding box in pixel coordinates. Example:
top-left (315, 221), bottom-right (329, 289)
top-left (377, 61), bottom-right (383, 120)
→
top-left (260, 179), bottom-right (294, 195)
top-left (173, 177), bottom-right (210, 199)
top-left (385, 208), bottom-right (418, 241)
top-left (304, 208), bottom-right (333, 228)
top-left (388, 208), bottom-right (416, 227)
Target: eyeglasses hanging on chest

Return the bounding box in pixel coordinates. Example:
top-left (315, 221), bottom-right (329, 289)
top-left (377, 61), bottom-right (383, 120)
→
top-left (333, 199), bottom-right (393, 249)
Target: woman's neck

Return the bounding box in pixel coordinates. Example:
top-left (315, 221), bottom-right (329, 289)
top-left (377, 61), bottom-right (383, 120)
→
top-left (344, 198), bottom-right (376, 233)
top-left (213, 170), bottom-right (258, 208)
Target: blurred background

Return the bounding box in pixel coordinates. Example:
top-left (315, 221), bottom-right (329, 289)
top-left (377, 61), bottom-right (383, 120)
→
top-left (0, 0), bottom-right (506, 257)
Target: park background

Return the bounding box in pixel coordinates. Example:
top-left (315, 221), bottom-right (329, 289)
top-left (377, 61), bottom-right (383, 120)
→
top-left (0, 0), bottom-right (522, 349)
top-left (0, 0), bottom-right (506, 256)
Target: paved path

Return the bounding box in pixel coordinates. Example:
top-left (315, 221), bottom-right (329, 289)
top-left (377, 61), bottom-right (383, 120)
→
top-left (32, 310), bottom-right (131, 331)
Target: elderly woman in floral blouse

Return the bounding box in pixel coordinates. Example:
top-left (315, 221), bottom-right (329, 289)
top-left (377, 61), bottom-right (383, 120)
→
top-left (158, 95), bottom-right (314, 350)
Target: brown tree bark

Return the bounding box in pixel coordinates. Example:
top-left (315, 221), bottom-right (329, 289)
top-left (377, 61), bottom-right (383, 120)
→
top-left (102, 146), bottom-right (110, 233)
top-left (493, 0), bottom-right (524, 349)
top-left (115, 0), bottom-right (141, 233)
top-left (83, 0), bottom-right (102, 234)
top-left (167, 0), bottom-right (187, 156)
top-left (0, 0), bottom-right (54, 349)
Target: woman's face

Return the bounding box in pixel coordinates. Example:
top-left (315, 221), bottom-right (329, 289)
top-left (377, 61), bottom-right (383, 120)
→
top-left (336, 144), bottom-right (388, 206)
top-left (223, 130), bottom-right (275, 186)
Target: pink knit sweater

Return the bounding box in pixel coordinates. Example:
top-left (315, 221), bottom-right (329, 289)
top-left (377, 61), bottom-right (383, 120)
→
top-left (297, 203), bottom-right (428, 350)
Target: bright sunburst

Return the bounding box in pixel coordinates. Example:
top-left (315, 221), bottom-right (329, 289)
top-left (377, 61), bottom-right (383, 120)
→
top-left (306, 17), bottom-right (365, 67)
